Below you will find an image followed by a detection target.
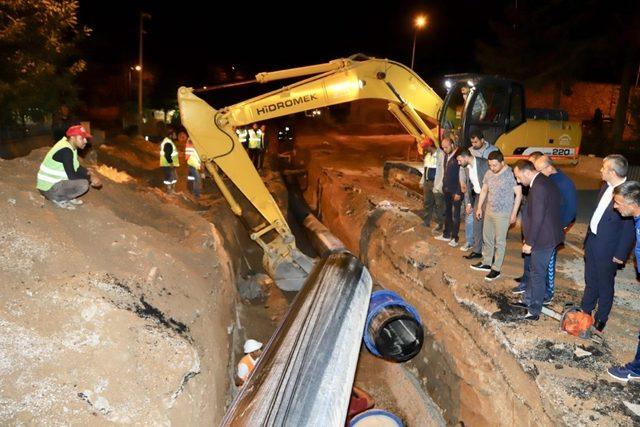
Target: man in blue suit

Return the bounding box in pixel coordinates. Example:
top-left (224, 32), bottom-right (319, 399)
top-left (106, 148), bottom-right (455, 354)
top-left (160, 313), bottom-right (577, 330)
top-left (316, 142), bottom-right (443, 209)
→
top-left (581, 154), bottom-right (635, 332)
top-left (512, 160), bottom-right (564, 320)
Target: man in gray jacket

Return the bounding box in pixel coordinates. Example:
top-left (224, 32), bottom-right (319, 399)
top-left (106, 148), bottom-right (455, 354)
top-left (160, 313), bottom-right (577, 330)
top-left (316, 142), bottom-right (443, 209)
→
top-left (419, 137), bottom-right (445, 233)
top-left (457, 149), bottom-right (490, 258)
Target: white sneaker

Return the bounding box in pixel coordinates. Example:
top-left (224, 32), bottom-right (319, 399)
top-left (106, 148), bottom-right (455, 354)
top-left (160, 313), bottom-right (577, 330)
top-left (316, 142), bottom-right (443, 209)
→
top-left (68, 198), bottom-right (84, 205)
top-left (434, 234), bottom-right (450, 241)
top-left (52, 200), bottom-right (76, 210)
top-left (459, 242), bottom-right (473, 252)
top-left (448, 239), bottom-right (459, 248)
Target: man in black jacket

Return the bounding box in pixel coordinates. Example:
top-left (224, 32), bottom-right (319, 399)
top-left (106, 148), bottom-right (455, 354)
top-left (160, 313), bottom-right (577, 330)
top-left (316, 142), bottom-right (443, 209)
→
top-left (513, 160), bottom-right (563, 320)
top-left (434, 138), bottom-right (463, 247)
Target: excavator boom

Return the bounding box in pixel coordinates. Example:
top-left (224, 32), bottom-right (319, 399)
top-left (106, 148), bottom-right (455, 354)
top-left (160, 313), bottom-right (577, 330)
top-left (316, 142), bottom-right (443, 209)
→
top-left (177, 55), bottom-right (444, 290)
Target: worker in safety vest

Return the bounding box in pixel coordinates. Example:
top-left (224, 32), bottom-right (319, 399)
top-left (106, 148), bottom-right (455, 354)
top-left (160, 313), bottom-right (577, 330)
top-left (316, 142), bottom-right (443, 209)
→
top-left (160, 130), bottom-right (179, 193)
top-left (248, 123), bottom-right (262, 169)
top-left (235, 339), bottom-right (263, 387)
top-left (36, 125), bottom-right (102, 209)
top-left (235, 126), bottom-right (249, 150)
top-left (181, 129), bottom-right (202, 198)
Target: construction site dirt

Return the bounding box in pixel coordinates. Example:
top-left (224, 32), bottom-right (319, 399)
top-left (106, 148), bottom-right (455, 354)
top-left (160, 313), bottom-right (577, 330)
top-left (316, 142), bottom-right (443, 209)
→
top-left (290, 120), bottom-right (640, 426)
top-left (2, 118), bottom-right (640, 425)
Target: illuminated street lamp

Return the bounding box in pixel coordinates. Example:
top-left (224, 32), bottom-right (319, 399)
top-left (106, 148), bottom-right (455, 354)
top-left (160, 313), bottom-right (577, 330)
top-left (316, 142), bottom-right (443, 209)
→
top-left (411, 15), bottom-right (427, 70)
top-left (128, 65), bottom-right (142, 99)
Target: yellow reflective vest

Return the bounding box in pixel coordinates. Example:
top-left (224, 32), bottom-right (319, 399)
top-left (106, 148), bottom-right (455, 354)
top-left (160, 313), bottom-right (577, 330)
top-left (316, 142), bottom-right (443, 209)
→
top-left (160, 137), bottom-right (179, 167)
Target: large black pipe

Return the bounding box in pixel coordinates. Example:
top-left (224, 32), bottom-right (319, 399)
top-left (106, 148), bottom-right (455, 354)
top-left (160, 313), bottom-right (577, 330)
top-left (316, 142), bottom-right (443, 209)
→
top-left (285, 173), bottom-right (346, 256)
top-left (222, 252), bottom-right (372, 426)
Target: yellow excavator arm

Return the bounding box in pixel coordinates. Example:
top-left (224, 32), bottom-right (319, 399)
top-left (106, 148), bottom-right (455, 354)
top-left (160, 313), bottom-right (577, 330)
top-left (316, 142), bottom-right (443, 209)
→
top-left (177, 54), bottom-right (443, 290)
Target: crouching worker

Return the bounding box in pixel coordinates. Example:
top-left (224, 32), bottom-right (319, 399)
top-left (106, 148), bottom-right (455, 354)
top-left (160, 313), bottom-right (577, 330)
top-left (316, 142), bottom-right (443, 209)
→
top-left (36, 125), bottom-right (101, 209)
top-left (235, 339), bottom-right (263, 387)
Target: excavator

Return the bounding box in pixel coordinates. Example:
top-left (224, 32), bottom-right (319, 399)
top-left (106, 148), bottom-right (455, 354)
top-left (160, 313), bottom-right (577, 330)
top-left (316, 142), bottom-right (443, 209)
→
top-left (440, 74), bottom-right (581, 164)
top-left (177, 55), bottom-right (580, 424)
top-left (178, 54), bottom-right (443, 291)
top-left (177, 54), bottom-right (581, 290)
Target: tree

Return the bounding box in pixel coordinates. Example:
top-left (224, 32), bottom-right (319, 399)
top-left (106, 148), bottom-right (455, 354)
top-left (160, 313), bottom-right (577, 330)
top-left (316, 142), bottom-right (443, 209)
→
top-left (0, 0), bottom-right (89, 128)
top-left (478, 1), bottom-right (640, 148)
top-left (609, 6), bottom-right (640, 148)
top-left (477, 0), bottom-right (603, 107)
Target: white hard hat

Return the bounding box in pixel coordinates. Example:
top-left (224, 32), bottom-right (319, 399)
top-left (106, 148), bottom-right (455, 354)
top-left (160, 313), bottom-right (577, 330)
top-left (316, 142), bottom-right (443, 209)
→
top-left (244, 339), bottom-right (263, 354)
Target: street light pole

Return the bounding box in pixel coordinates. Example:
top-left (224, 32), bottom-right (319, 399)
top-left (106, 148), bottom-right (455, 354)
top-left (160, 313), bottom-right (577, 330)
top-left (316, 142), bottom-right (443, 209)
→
top-left (138, 12), bottom-right (151, 125)
top-left (411, 30), bottom-right (417, 70)
top-left (411, 15), bottom-right (427, 70)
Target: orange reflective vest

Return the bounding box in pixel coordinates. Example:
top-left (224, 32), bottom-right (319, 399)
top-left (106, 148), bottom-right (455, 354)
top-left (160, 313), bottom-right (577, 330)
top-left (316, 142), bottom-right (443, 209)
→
top-left (185, 139), bottom-right (201, 169)
top-left (237, 354), bottom-right (256, 382)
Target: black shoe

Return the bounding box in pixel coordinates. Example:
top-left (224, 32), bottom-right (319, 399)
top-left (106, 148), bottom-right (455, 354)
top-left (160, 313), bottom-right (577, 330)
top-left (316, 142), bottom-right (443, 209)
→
top-left (595, 320), bottom-right (606, 332)
top-left (511, 286), bottom-right (525, 295)
top-left (543, 297), bottom-right (553, 306)
top-left (514, 276), bottom-right (523, 283)
top-left (510, 301), bottom-right (528, 309)
top-left (470, 262), bottom-right (492, 272)
top-left (485, 269), bottom-right (501, 281)
top-left (464, 252), bottom-right (482, 260)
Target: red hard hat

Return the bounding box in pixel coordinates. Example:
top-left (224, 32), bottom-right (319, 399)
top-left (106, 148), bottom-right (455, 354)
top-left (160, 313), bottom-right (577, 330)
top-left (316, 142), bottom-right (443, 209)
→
top-left (421, 137), bottom-right (435, 149)
top-left (66, 125), bottom-right (92, 138)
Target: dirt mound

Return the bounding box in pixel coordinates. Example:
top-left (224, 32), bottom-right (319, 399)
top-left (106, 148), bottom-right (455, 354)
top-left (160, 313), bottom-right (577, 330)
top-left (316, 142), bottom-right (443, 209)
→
top-left (0, 148), bottom-right (236, 424)
top-left (94, 164), bottom-right (134, 183)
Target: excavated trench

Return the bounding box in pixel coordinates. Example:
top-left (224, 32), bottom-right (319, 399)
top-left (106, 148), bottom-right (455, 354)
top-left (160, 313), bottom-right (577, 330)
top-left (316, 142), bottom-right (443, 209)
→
top-left (210, 156), bottom-right (444, 424)
top-left (280, 143), bottom-right (558, 426)
top-left (0, 129), bottom-right (556, 424)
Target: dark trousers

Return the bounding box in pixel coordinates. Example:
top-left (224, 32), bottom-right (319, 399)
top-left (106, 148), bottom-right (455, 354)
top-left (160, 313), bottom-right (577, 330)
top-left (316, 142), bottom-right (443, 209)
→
top-left (423, 181), bottom-right (444, 227)
top-left (581, 233), bottom-right (619, 324)
top-left (187, 166), bottom-right (201, 198)
top-left (162, 167), bottom-right (177, 185)
top-left (626, 333), bottom-right (640, 374)
top-left (249, 148), bottom-right (262, 169)
top-left (443, 192), bottom-right (462, 241)
top-left (524, 247), bottom-right (556, 316)
top-left (41, 179), bottom-right (89, 202)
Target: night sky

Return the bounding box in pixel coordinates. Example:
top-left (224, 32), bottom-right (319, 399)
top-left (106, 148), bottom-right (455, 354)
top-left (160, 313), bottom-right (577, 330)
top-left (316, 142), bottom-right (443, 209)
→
top-left (77, 0), bottom-right (624, 108)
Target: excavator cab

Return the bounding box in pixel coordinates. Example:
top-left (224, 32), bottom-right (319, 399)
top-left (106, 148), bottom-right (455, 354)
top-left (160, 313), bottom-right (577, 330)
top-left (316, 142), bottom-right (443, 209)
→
top-left (439, 74), bottom-right (580, 164)
top-left (439, 75), bottom-right (525, 148)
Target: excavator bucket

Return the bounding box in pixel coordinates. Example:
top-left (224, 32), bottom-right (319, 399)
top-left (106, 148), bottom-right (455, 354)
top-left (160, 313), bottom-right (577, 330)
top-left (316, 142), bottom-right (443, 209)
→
top-left (177, 87), bottom-right (314, 291)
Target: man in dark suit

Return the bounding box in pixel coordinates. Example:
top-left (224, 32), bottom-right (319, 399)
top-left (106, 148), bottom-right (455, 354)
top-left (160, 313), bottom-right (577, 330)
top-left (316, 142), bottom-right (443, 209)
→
top-left (457, 149), bottom-right (490, 258)
top-left (434, 138), bottom-right (463, 247)
top-left (581, 154), bottom-right (635, 332)
top-left (513, 160), bottom-right (564, 320)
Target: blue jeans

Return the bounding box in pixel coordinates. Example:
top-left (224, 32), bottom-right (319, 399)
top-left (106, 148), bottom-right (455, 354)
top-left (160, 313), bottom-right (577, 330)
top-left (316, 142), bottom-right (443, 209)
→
top-left (520, 247), bottom-right (557, 300)
top-left (626, 333), bottom-right (640, 374)
top-left (524, 247), bottom-right (555, 316)
top-left (465, 211), bottom-right (474, 244)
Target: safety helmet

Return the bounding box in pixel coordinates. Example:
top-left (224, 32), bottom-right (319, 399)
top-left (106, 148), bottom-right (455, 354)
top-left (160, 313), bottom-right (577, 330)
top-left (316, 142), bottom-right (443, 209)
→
top-left (244, 339), bottom-right (263, 354)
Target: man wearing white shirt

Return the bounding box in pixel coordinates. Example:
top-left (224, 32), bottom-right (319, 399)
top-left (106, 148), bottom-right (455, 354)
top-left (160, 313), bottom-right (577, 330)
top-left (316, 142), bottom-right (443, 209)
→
top-left (581, 155), bottom-right (635, 332)
top-left (457, 149), bottom-right (490, 257)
